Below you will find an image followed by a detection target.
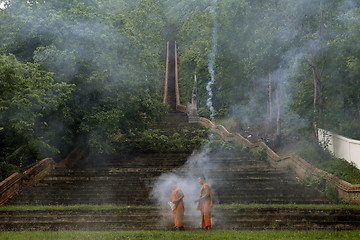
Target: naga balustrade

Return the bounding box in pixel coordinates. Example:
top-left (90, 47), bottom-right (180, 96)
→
top-left (0, 173), bottom-right (23, 205)
top-left (163, 41), bottom-right (187, 113)
top-left (163, 41), bottom-right (169, 105)
top-left (0, 158), bottom-right (55, 205)
top-left (197, 118), bottom-right (360, 204)
top-left (164, 40), bottom-right (360, 204)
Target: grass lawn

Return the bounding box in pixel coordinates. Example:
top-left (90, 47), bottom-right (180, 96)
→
top-left (1, 230), bottom-right (360, 240)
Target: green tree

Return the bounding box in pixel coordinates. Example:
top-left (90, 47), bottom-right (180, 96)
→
top-left (0, 0), bottom-right (168, 157)
top-left (0, 54), bottom-right (73, 166)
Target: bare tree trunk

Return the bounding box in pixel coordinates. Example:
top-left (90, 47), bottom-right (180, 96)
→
top-left (313, 67), bottom-right (317, 115)
top-left (276, 85), bottom-right (281, 136)
top-left (268, 73), bottom-right (272, 121)
top-left (311, 58), bottom-right (326, 136)
top-left (312, 67), bottom-right (318, 136)
top-left (312, 0), bottom-right (325, 137)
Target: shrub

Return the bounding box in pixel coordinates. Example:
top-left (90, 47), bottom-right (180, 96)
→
top-left (0, 162), bottom-right (19, 182)
top-left (281, 132), bottom-right (360, 185)
top-left (117, 127), bottom-right (209, 152)
top-left (325, 182), bottom-right (339, 204)
top-left (252, 147), bottom-right (267, 161)
top-left (241, 146), bottom-right (250, 153)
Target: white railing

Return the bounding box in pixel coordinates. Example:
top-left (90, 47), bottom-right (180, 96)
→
top-left (318, 128), bottom-right (360, 168)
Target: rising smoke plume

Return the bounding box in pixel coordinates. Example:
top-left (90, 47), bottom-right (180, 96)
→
top-left (150, 0), bottom-right (220, 228)
top-left (206, 0), bottom-right (218, 121)
top-left (225, 0), bottom-right (359, 137)
top-left (149, 146), bottom-right (229, 228)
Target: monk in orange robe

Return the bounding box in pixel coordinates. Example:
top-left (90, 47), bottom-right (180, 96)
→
top-left (170, 181), bottom-right (185, 230)
top-left (194, 175), bottom-right (212, 230)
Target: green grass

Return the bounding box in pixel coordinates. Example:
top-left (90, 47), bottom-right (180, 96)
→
top-left (2, 203), bottom-right (360, 211)
top-left (1, 230), bottom-right (360, 240)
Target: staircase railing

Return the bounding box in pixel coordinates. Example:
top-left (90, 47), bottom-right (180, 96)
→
top-left (163, 42), bottom-right (359, 203)
top-left (163, 41), bottom-right (169, 105)
top-left (56, 147), bottom-right (88, 169)
top-left (174, 41), bottom-right (187, 113)
top-left (163, 41), bottom-right (187, 113)
top-left (0, 158), bottom-right (55, 205)
top-left (198, 118), bottom-right (360, 204)
top-left (0, 172), bottom-right (22, 205)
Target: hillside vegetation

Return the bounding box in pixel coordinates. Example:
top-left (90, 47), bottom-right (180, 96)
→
top-left (1, 0), bottom-right (360, 181)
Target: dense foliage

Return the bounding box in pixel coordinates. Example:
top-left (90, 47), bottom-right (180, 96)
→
top-left (1, 0), bottom-right (360, 181)
top-left (115, 127), bottom-right (236, 153)
top-left (0, 0), bottom-right (168, 179)
top-left (163, 0), bottom-right (360, 185)
top-left (117, 127), bottom-right (208, 152)
top-left (169, 0), bottom-right (360, 140)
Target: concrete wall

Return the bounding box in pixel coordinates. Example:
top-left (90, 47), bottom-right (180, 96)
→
top-left (318, 128), bottom-right (360, 168)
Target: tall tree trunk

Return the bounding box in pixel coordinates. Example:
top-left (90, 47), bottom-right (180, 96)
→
top-left (311, 0), bottom-right (326, 137)
top-left (276, 85), bottom-right (281, 136)
top-left (268, 73), bottom-right (272, 122)
top-left (312, 67), bottom-right (317, 114)
top-left (312, 66), bottom-right (318, 135)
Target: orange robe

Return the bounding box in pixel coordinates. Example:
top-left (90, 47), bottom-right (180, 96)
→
top-left (197, 183), bottom-right (213, 229)
top-left (172, 187), bottom-right (184, 227)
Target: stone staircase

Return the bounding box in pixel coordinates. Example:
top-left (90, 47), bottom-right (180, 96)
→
top-left (151, 112), bottom-right (194, 131)
top-left (171, 150), bottom-right (329, 205)
top-left (2, 41), bottom-right (359, 231)
top-left (2, 149), bottom-right (347, 231)
top-left (2, 207), bottom-right (360, 231)
top-left (7, 153), bottom-right (190, 206)
top-left (7, 150), bottom-right (329, 206)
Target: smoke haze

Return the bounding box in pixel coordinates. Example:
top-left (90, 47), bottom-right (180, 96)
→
top-left (206, 0), bottom-right (218, 121)
top-left (150, 146), bottom-right (226, 228)
top-left (218, 0), bottom-right (360, 136)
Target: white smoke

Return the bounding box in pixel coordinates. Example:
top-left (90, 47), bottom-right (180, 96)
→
top-left (149, 0), bottom-right (223, 228)
top-left (206, 0), bottom-right (218, 121)
top-left (149, 149), bottom-right (219, 228)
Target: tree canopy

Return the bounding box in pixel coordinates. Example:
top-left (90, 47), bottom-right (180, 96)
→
top-left (1, 0), bottom-right (360, 179)
top-left (170, 0), bottom-right (360, 139)
top-left (0, 0), bottom-right (168, 171)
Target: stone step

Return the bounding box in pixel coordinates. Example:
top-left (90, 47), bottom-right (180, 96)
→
top-left (1, 207), bottom-right (360, 231)
top-left (163, 114), bottom-right (188, 120)
top-left (9, 188), bottom-right (327, 206)
top-left (16, 182), bottom-right (315, 192)
top-left (80, 160), bottom-right (265, 169)
top-left (39, 178), bottom-right (291, 185)
top-left (149, 112), bottom-right (196, 129)
top-left (40, 169), bottom-right (293, 178)
top-left (15, 183), bottom-right (311, 193)
top-left (9, 199), bottom-right (326, 206)
top-left (47, 165), bottom-right (281, 174)
top-left (6, 148), bottom-right (329, 206)
top-left (8, 198), bottom-right (149, 204)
